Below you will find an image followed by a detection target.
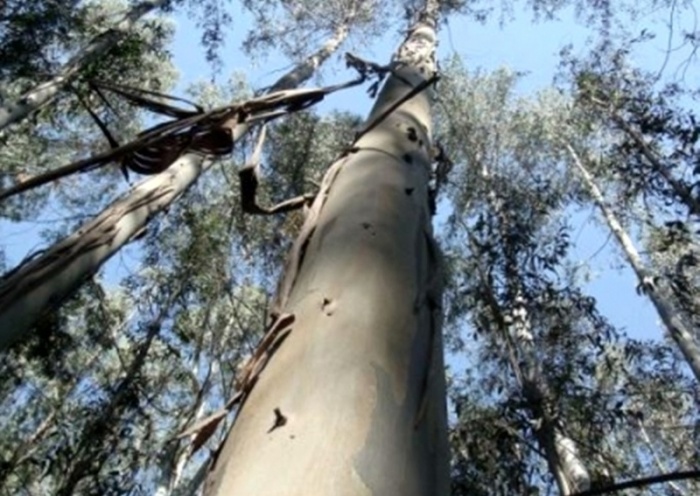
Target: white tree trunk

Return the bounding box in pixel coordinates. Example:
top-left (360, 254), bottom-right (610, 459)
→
top-left (0, 0), bottom-right (171, 131)
top-left (481, 157), bottom-right (591, 495)
top-left (567, 143), bottom-right (700, 382)
top-left (510, 294), bottom-right (591, 495)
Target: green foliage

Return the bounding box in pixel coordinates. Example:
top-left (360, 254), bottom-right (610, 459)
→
top-left (238, 110), bottom-right (362, 277)
top-left (184, 0), bottom-right (234, 73)
top-left (3, 0), bottom-right (700, 494)
top-left (0, 0), bottom-right (85, 80)
top-left (437, 61), bottom-right (700, 494)
top-left (0, 1), bottom-right (178, 222)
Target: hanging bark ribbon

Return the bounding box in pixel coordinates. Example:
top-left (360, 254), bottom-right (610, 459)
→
top-left (239, 125), bottom-right (315, 215)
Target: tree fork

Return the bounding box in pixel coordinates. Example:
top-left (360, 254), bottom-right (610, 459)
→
top-left (204, 1), bottom-right (450, 495)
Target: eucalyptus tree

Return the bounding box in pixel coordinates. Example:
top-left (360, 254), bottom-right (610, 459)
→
top-left (0, 0), bottom-right (84, 81)
top-left (566, 144), bottom-right (700, 382)
top-left (0, 140), bottom-right (271, 495)
top-left (436, 64), bottom-right (596, 494)
top-left (0, 262), bottom-right (260, 495)
top-left (0, 0), bottom-right (177, 223)
top-left (203, 0), bottom-right (451, 493)
top-left (239, 109), bottom-right (364, 277)
top-left (0, 0), bottom-right (381, 351)
top-left (559, 41), bottom-right (700, 382)
top-left (436, 61), bottom-right (700, 494)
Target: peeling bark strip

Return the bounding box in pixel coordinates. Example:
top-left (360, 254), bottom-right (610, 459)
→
top-left (0, 77), bottom-right (363, 202)
top-left (0, 0), bottom-right (170, 131)
top-left (270, 157), bottom-right (347, 317)
top-left (0, 27), bottom-right (353, 352)
top-left (268, 72), bottom-right (438, 318)
top-left (239, 126), bottom-right (315, 215)
top-left (205, 1), bottom-right (450, 495)
top-left (414, 230), bottom-right (443, 428)
top-left (175, 314), bottom-right (295, 454)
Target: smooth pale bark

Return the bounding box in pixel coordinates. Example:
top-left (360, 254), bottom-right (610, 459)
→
top-left (479, 266), bottom-right (590, 495)
top-left (567, 144), bottom-right (700, 382)
top-left (204, 2), bottom-right (449, 495)
top-left (0, 27), bottom-right (350, 351)
top-left (0, 0), bottom-right (171, 131)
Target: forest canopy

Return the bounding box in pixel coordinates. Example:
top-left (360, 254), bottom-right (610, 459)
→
top-left (1, 0), bottom-right (699, 495)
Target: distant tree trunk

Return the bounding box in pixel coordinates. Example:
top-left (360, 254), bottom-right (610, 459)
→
top-left (511, 296), bottom-right (590, 495)
top-left (154, 360), bottom-right (210, 496)
top-left (0, 0), bottom-right (171, 131)
top-left (475, 234), bottom-right (591, 494)
top-left (479, 163), bottom-right (591, 495)
top-left (204, 2), bottom-right (450, 495)
top-left (567, 143), bottom-right (700, 382)
top-left (0, 25), bottom-right (350, 351)
top-left (490, 292), bottom-right (591, 495)
top-left (56, 312), bottom-right (165, 496)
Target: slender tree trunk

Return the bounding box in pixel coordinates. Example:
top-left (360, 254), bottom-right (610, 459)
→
top-left (477, 262), bottom-right (590, 495)
top-left (567, 143), bottom-right (700, 382)
top-left (478, 163), bottom-right (591, 494)
top-left (635, 418), bottom-right (686, 496)
top-left (0, 26), bottom-right (350, 351)
top-left (0, 0), bottom-right (171, 131)
top-left (154, 395), bottom-right (204, 496)
top-left (511, 297), bottom-right (591, 495)
top-left (56, 311), bottom-right (166, 496)
top-left (204, 2), bottom-right (449, 495)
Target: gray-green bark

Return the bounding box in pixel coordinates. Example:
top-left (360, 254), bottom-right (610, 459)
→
top-left (0, 0), bottom-right (170, 131)
top-left (567, 143), bottom-right (700, 383)
top-left (0, 26), bottom-right (350, 351)
top-left (204, 2), bottom-right (449, 495)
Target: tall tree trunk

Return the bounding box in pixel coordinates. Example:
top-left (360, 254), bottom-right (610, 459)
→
top-left (0, 0), bottom-right (171, 131)
top-left (0, 25), bottom-right (350, 351)
top-left (476, 239), bottom-right (591, 494)
top-left (56, 310), bottom-right (166, 496)
top-left (512, 298), bottom-right (590, 495)
top-left (479, 162), bottom-right (591, 494)
top-left (204, 2), bottom-right (449, 495)
top-left (506, 295), bottom-right (590, 496)
top-left (567, 143), bottom-right (700, 382)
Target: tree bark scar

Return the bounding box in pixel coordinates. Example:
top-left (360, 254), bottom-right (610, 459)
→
top-left (267, 408), bottom-right (288, 433)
